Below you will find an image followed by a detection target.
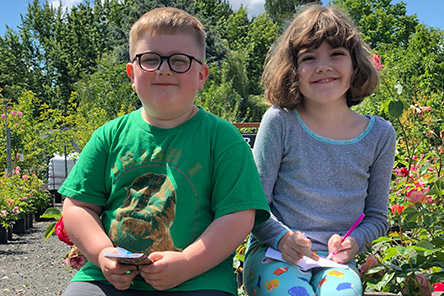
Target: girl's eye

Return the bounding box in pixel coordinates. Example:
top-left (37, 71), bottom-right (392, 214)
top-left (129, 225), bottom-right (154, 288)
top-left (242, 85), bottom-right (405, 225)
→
top-left (332, 50), bottom-right (347, 57)
top-left (299, 56), bottom-right (314, 63)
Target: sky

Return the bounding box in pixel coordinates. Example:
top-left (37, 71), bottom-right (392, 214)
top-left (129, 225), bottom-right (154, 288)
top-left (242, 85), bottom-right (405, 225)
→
top-left (0, 0), bottom-right (443, 36)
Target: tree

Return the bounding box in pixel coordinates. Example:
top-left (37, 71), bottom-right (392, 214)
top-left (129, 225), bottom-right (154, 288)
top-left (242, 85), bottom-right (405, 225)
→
top-left (265, 0), bottom-right (319, 25)
top-left (332, 0), bottom-right (418, 48)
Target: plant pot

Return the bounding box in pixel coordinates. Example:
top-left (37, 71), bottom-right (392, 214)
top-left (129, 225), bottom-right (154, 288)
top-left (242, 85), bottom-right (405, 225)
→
top-left (28, 214), bottom-right (34, 228)
top-left (35, 207), bottom-right (50, 222)
top-left (8, 226), bottom-right (13, 240)
top-left (0, 227), bottom-right (7, 244)
top-left (13, 218), bottom-right (26, 235)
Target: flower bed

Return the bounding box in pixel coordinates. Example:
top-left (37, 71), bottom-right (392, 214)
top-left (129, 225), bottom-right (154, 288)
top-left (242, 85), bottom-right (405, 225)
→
top-left (0, 166), bottom-right (52, 240)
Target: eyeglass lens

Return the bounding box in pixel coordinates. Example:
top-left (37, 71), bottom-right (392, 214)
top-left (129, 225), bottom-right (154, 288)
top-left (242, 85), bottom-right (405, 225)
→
top-left (139, 53), bottom-right (191, 73)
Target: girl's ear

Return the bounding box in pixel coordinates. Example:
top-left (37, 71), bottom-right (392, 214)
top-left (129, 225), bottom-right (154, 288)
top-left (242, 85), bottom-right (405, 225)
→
top-left (126, 63), bottom-right (136, 89)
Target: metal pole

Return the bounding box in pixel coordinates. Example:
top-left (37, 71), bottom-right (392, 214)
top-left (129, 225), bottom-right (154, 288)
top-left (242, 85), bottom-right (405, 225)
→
top-left (4, 101), bottom-right (12, 175)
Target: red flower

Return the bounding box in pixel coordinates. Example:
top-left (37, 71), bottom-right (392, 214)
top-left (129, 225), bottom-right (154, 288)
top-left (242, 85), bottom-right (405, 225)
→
top-left (54, 216), bottom-right (74, 245)
top-left (396, 167), bottom-right (409, 177)
top-left (434, 282), bottom-right (444, 291)
top-left (391, 204), bottom-right (405, 215)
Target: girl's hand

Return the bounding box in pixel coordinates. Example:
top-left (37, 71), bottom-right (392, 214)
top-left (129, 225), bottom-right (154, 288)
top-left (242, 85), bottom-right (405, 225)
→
top-left (138, 251), bottom-right (191, 290)
top-left (98, 247), bottom-right (139, 290)
top-left (327, 234), bottom-right (359, 264)
top-left (278, 231), bottom-right (319, 265)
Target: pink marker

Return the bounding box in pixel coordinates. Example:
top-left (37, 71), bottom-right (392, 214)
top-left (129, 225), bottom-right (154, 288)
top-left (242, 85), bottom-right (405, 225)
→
top-left (326, 213), bottom-right (365, 260)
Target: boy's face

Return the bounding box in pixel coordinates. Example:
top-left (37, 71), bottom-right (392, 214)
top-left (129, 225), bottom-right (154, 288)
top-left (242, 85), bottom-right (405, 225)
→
top-left (126, 31), bottom-right (209, 126)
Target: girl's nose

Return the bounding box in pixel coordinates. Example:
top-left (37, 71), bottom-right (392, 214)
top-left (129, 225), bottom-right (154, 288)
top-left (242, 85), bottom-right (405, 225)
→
top-left (315, 63), bottom-right (333, 73)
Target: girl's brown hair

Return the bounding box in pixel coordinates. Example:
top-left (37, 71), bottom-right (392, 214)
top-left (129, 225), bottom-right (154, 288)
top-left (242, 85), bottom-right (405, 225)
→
top-left (263, 4), bottom-right (379, 109)
top-left (129, 7), bottom-right (206, 62)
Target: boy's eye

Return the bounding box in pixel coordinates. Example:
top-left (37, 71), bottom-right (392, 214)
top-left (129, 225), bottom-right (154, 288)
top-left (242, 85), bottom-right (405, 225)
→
top-left (170, 56), bottom-right (188, 65)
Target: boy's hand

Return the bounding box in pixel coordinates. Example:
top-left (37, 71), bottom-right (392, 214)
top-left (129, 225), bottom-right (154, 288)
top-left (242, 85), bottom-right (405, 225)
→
top-left (327, 234), bottom-right (359, 264)
top-left (98, 247), bottom-right (139, 290)
top-left (138, 251), bottom-right (190, 290)
top-left (278, 231), bottom-right (319, 265)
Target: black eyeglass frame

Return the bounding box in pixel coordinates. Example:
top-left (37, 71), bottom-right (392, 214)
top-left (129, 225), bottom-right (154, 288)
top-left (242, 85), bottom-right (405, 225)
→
top-left (132, 52), bottom-right (203, 73)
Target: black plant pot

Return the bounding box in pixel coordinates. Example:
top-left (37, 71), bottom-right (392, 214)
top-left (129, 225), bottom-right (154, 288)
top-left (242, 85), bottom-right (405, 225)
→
top-left (0, 227), bottom-right (7, 244)
top-left (13, 218), bottom-right (26, 235)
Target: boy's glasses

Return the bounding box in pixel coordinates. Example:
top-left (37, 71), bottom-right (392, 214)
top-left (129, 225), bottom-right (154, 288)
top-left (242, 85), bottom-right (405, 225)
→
top-left (133, 52), bottom-right (203, 73)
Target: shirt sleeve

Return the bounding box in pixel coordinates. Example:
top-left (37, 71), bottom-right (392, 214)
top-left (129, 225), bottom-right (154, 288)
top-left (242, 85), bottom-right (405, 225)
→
top-left (351, 119), bottom-right (397, 253)
top-left (251, 107), bottom-right (292, 248)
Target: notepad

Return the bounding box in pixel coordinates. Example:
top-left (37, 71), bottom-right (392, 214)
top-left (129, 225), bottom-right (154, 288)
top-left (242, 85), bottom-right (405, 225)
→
top-left (265, 247), bottom-right (348, 271)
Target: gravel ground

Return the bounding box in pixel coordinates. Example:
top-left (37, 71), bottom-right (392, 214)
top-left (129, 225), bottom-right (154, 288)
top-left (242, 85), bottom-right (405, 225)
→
top-left (0, 205), bottom-right (77, 296)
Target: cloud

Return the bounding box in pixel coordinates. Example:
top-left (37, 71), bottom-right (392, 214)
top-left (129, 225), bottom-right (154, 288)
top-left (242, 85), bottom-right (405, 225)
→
top-left (228, 0), bottom-right (265, 18)
top-left (48, 0), bottom-right (83, 11)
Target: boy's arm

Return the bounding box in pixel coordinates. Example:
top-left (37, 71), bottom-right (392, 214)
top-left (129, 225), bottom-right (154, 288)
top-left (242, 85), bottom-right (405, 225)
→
top-left (139, 209), bottom-right (255, 291)
top-left (63, 197), bottom-right (111, 265)
top-left (63, 197), bottom-right (139, 290)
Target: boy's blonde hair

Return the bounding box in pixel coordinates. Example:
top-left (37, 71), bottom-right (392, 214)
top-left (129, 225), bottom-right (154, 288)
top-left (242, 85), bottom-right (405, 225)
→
top-left (263, 4), bottom-right (379, 109)
top-left (129, 7), bottom-right (206, 62)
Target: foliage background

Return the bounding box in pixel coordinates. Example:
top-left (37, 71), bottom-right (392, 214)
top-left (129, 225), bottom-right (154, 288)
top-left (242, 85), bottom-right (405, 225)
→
top-left (1, 0), bottom-right (444, 293)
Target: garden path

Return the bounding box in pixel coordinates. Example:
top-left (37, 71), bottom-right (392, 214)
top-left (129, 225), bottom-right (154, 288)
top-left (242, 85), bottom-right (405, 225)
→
top-left (0, 203), bottom-right (76, 296)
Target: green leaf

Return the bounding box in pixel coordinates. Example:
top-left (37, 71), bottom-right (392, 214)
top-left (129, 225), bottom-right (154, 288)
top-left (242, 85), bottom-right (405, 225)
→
top-left (44, 222), bottom-right (56, 241)
top-left (40, 207), bottom-right (62, 219)
top-left (383, 247), bottom-right (399, 261)
top-left (388, 100), bottom-right (404, 118)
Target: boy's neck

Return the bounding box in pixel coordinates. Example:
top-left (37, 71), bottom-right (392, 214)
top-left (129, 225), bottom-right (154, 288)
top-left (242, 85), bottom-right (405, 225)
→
top-left (141, 105), bottom-right (199, 129)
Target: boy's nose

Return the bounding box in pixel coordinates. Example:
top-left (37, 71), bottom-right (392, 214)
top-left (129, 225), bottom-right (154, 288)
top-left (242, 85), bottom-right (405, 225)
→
top-left (157, 59), bottom-right (173, 75)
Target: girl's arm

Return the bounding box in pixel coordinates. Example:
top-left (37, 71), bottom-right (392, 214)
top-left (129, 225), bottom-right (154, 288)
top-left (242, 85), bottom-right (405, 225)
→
top-left (251, 107), bottom-right (293, 248)
top-left (138, 209), bottom-right (255, 290)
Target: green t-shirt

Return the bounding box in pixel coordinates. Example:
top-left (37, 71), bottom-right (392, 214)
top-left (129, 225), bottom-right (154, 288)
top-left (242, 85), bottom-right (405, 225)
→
top-left (59, 107), bottom-right (269, 294)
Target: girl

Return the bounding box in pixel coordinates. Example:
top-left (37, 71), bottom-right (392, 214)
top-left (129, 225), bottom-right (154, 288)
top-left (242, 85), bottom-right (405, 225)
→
top-left (243, 4), bottom-right (396, 296)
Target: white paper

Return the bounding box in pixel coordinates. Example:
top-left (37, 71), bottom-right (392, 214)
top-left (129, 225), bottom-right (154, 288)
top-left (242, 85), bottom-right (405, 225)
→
top-left (265, 247), bottom-right (348, 271)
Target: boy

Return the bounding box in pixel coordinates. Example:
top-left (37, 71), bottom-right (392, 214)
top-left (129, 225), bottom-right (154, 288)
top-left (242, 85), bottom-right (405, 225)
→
top-left (60, 7), bottom-right (269, 296)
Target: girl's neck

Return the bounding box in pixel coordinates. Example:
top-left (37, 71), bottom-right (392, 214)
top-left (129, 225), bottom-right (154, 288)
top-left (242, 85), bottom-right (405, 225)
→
top-left (296, 102), bottom-right (368, 140)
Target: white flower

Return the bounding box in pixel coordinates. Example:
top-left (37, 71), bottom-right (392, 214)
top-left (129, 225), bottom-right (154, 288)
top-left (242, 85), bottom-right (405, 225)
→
top-left (394, 84), bottom-right (403, 95)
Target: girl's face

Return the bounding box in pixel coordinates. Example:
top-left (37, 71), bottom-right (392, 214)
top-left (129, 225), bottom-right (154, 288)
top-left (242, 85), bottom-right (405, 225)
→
top-left (297, 41), bottom-right (353, 107)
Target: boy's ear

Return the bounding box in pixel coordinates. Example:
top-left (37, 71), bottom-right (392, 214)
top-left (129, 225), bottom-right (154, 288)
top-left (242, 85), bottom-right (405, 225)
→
top-left (198, 64), bottom-right (210, 91)
top-left (126, 63), bottom-right (136, 89)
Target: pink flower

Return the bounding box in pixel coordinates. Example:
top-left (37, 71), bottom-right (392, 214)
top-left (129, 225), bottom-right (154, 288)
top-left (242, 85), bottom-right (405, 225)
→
top-left (17, 111), bottom-right (23, 117)
top-left (65, 245), bottom-right (88, 270)
top-left (15, 166), bottom-right (20, 171)
top-left (370, 54), bottom-right (384, 71)
top-left (54, 217), bottom-right (74, 245)
top-left (16, 153), bottom-right (20, 159)
top-left (22, 174), bottom-right (29, 181)
top-left (11, 111), bottom-right (16, 116)
top-left (1, 114), bottom-right (5, 119)
top-left (434, 282), bottom-right (444, 291)
top-left (406, 190), bottom-right (427, 204)
top-left (7, 198), bottom-right (14, 206)
top-left (391, 204), bottom-right (405, 215)
top-left (20, 196), bottom-right (28, 201)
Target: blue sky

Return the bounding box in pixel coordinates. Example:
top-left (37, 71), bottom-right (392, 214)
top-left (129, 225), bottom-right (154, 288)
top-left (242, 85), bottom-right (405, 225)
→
top-left (1, 0), bottom-right (443, 36)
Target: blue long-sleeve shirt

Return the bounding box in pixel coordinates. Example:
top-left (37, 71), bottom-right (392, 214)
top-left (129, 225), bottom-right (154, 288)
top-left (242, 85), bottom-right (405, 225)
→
top-left (252, 105), bottom-right (396, 253)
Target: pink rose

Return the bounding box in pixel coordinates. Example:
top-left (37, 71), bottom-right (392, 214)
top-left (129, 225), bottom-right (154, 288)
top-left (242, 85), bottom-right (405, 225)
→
top-left (406, 190), bottom-right (427, 204)
top-left (54, 217), bottom-right (74, 245)
top-left (370, 54), bottom-right (384, 71)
